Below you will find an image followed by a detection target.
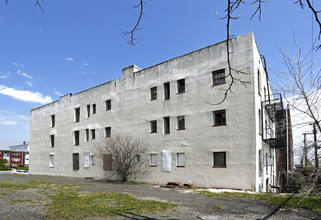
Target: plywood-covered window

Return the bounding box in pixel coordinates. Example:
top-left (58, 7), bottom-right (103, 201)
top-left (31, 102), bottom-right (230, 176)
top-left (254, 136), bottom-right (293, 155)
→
top-left (103, 154), bottom-right (112, 171)
top-left (177, 153), bottom-right (185, 167)
top-left (50, 155), bottom-right (54, 168)
top-left (150, 154), bottom-right (157, 167)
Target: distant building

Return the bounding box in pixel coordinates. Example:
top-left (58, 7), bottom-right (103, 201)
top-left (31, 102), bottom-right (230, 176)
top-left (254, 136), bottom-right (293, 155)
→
top-left (29, 33), bottom-right (291, 192)
top-left (0, 142), bottom-right (30, 167)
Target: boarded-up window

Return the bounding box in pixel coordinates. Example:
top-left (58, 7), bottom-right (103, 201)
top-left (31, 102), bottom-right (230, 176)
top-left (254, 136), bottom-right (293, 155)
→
top-left (73, 153), bottom-right (79, 170)
top-left (177, 153), bottom-right (185, 167)
top-left (103, 154), bottom-right (112, 171)
top-left (84, 152), bottom-right (90, 168)
top-left (150, 154), bottom-right (157, 167)
top-left (161, 150), bottom-right (171, 172)
top-left (50, 155), bottom-right (54, 168)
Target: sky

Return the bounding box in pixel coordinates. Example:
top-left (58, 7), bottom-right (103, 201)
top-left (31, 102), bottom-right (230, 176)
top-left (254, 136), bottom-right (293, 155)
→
top-left (0, 0), bottom-right (320, 162)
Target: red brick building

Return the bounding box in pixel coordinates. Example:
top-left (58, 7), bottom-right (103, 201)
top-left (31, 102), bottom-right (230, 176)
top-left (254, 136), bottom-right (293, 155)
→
top-left (0, 142), bottom-right (29, 167)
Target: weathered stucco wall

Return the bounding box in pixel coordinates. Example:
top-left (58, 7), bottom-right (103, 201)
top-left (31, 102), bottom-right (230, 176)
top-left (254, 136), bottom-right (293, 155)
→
top-left (30, 33), bottom-right (275, 190)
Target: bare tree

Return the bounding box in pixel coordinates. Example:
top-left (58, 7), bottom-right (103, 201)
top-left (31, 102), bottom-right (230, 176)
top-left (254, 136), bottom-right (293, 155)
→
top-left (95, 133), bottom-right (150, 182)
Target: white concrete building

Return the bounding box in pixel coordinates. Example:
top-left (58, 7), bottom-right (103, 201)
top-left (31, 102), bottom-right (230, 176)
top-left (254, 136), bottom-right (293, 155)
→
top-left (30, 33), bottom-right (287, 192)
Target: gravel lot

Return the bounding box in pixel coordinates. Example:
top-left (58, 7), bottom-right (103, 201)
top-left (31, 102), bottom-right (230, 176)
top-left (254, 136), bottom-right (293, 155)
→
top-left (0, 173), bottom-right (320, 220)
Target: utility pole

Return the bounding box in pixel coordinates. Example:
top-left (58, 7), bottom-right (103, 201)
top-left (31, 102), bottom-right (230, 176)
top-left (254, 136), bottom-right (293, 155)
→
top-left (313, 122), bottom-right (318, 172)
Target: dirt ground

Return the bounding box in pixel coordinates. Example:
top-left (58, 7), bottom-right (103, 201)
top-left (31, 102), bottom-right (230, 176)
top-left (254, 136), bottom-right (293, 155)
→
top-left (0, 174), bottom-right (320, 220)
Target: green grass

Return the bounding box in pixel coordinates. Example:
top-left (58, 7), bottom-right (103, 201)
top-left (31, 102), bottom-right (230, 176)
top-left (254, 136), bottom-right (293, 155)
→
top-left (0, 179), bottom-right (177, 219)
top-left (198, 191), bottom-right (321, 212)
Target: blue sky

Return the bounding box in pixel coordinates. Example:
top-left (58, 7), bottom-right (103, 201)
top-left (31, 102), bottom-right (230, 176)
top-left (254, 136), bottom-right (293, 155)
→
top-left (0, 0), bottom-right (320, 153)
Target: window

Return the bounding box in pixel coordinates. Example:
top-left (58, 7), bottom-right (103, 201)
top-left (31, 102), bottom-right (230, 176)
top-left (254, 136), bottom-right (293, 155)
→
top-left (73, 153), bottom-right (79, 170)
top-left (213, 110), bottom-right (226, 126)
top-left (87, 105), bottom-right (90, 118)
top-left (150, 87), bottom-right (157, 100)
top-left (84, 152), bottom-right (90, 168)
top-left (51, 115), bottom-right (55, 127)
top-left (150, 154), bottom-right (157, 167)
top-left (212, 69), bottom-right (225, 86)
top-left (259, 109), bottom-right (262, 135)
top-left (213, 152), bottom-right (226, 167)
top-left (177, 116), bottom-right (185, 130)
top-left (164, 82), bottom-right (170, 100)
top-left (103, 154), bottom-right (112, 171)
top-left (75, 108), bottom-right (80, 122)
top-left (92, 104), bottom-right (96, 114)
top-left (177, 153), bottom-right (185, 167)
top-left (164, 117), bottom-right (170, 134)
top-left (105, 127), bottom-right (111, 138)
top-left (91, 155), bottom-right (96, 165)
top-left (50, 155), bottom-right (54, 168)
top-left (85, 129), bottom-right (89, 142)
top-left (74, 131), bottom-right (79, 145)
top-left (150, 121), bottom-right (157, 133)
top-left (50, 135), bottom-right (54, 148)
top-left (177, 79), bottom-right (185, 94)
top-left (258, 69), bottom-right (261, 95)
top-left (105, 99), bottom-right (111, 110)
top-left (91, 129), bottom-right (96, 139)
top-left (136, 155), bottom-right (141, 163)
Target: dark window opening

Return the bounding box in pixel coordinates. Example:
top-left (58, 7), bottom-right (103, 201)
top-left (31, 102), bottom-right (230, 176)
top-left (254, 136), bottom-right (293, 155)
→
top-left (164, 82), bottom-right (170, 100)
top-left (212, 69), bottom-right (225, 86)
top-left (105, 100), bottom-right (111, 110)
top-left (73, 153), bottom-right (79, 170)
top-left (213, 152), bottom-right (226, 167)
top-left (85, 129), bottom-right (89, 141)
top-left (87, 105), bottom-right (90, 118)
top-left (177, 79), bottom-right (185, 94)
top-left (213, 110), bottom-right (226, 126)
top-left (150, 121), bottom-right (157, 133)
top-left (105, 127), bottom-right (111, 138)
top-left (151, 87), bottom-right (157, 100)
top-left (74, 131), bottom-right (79, 145)
top-left (177, 116), bottom-right (185, 130)
top-left (75, 108), bottom-right (80, 122)
top-left (50, 135), bottom-right (54, 148)
top-left (92, 104), bottom-right (96, 114)
top-left (91, 129), bottom-right (95, 139)
top-left (164, 117), bottom-right (170, 134)
top-left (51, 115), bottom-right (55, 127)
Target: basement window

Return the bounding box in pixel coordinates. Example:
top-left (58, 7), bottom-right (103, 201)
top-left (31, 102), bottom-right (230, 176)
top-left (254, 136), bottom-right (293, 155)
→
top-left (213, 152), bottom-right (226, 168)
top-left (212, 69), bottom-right (225, 86)
top-left (150, 120), bottom-right (157, 133)
top-left (213, 110), bottom-right (226, 126)
top-left (177, 79), bottom-right (185, 94)
top-left (151, 87), bottom-right (157, 100)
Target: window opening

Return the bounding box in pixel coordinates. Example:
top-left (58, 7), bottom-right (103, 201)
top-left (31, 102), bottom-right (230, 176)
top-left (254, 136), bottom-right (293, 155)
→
top-left (150, 121), bottom-right (157, 133)
top-left (164, 82), bottom-right (170, 100)
top-left (177, 79), bottom-right (185, 94)
top-left (177, 116), bottom-right (185, 130)
top-left (150, 87), bottom-right (157, 100)
top-left (212, 69), bottom-right (225, 86)
top-left (213, 152), bottom-right (226, 167)
top-left (164, 117), bottom-right (170, 134)
top-left (213, 110), bottom-right (226, 126)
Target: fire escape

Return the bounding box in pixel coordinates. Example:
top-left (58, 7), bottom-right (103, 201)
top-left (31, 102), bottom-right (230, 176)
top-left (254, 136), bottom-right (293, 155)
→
top-left (262, 93), bottom-right (287, 149)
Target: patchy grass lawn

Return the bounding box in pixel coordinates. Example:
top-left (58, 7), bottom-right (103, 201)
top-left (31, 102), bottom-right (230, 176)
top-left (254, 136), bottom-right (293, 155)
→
top-left (198, 191), bottom-right (321, 212)
top-left (0, 179), bottom-right (177, 219)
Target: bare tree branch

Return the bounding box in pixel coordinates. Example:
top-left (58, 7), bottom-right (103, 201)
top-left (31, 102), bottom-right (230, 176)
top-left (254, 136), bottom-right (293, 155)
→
top-left (124, 0), bottom-right (145, 45)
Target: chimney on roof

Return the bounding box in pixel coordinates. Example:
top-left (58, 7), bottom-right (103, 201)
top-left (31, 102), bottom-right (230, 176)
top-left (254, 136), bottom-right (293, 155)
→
top-left (23, 141), bottom-right (26, 145)
top-left (122, 65), bottom-right (141, 78)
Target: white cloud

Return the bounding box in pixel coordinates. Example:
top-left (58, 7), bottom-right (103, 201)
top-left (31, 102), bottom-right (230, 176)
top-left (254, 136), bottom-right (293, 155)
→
top-left (54, 91), bottom-right (63, 97)
top-left (0, 72), bottom-right (11, 79)
top-left (64, 57), bottom-right (74, 62)
top-left (12, 62), bottom-right (24, 67)
top-left (0, 85), bottom-right (53, 104)
top-left (0, 111), bottom-right (29, 127)
top-left (82, 72), bottom-right (88, 75)
top-left (17, 70), bottom-right (32, 79)
top-left (25, 81), bottom-right (33, 87)
top-left (82, 63), bottom-right (89, 66)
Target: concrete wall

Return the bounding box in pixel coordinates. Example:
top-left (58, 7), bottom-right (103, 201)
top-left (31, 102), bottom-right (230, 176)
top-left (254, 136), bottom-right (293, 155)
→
top-left (30, 33), bottom-right (276, 191)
